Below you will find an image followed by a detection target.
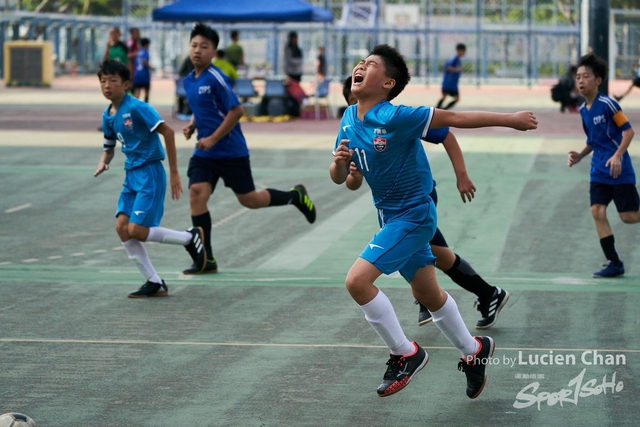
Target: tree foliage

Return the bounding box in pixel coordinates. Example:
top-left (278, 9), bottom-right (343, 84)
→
top-left (23, 0), bottom-right (122, 15)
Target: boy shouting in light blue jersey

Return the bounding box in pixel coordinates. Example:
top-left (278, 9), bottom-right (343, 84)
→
top-left (95, 59), bottom-right (207, 298)
top-left (330, 45), bottom-right (537, 398)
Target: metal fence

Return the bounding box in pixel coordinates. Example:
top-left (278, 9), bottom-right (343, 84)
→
top-left (0, 0), bottom-right (587, 85)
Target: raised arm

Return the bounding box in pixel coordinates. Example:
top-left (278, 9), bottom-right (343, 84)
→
top-left (330, 139), bottom-right (352, 184)
top-left (430, 109), bottom-right (538, 131)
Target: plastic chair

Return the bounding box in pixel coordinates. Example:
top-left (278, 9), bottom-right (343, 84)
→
top-left (314, 79), bottom-right (333, 120)
top-left (264, 79), bottom-right (288, 98)
top-left (235, 78), bottom-right (258, 102)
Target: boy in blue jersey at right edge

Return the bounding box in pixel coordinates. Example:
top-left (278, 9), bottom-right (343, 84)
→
top-left (342, 77), bottom-right (510, 330)
top-left (330, 45), bottom-right (537, 398)
top-left (568, 53), bottom-right (640, 278)
top-left (181, 24), bottom-right (316, 274)
top-left (94, 60), bottom-right (207, 298)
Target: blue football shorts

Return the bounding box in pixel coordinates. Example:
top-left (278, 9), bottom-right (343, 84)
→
top-left (360, 198), bottom-right (438, 283)
top-left (116, 161), bottom-right (166, 227)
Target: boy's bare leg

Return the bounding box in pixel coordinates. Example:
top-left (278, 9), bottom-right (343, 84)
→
top-left (619, 210), bottom-right (640, 224)
top-left (591, 204), bottom-right (613, 238)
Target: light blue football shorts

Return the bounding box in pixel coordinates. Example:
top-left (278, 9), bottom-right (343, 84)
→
top-left (116, 161), bottom-right (166, 227)
top-left (359, 198), bottom-right (438, 282)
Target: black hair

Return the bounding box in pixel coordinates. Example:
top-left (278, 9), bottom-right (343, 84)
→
top-left (231, 30), bottom-right (239, 40)
top-left (288, 31), bottom-right (298, 42)
top-left (456, 43), bottom-right (466, 51)
top-left (140, 38), bottom-right (150, 47)
top-left (97, 59), bottom-right (130, 82)
top-left (569, 65), bottom-right (578, 74)
top-left (343, 76), bottom-right (353, 104)
top-left (370, 44), bottom-right (410, 101)
top-left (190, 23), bottom-right (220, 48)
top-left (578, 53), bottom-right (607, 81)
top-left (216, 49), bottom-right (225, 58)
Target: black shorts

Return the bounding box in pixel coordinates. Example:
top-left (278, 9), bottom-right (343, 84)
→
top-left (132, 82), bottom-right (150, 91)
top-left (442, 88), bottom-right (459, 97)
top-left (428, 187), bottom-right (449, 247)
top-left (633, 77), bottom-right (640, 88)
top-left (590, 182), bottom-right (640, 212)
top-left (187, 155), bottom-right (255, 195)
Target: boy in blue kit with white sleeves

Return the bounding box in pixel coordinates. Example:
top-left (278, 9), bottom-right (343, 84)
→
top-left (568, 53), bottom-right (640, 278)
top-left (330, 45), bottom-right (537, 398)
top-left (94, 60), bottom-right (207, 298)
top-left (343, 76), bottom-right (510, 330)
top-left (181, 24), bottom-right (316, 275)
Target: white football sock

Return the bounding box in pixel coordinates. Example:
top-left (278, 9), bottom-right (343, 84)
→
top-left (431, 292), bottom-right (479, 358)
top-left (122, 239), bottom-right (162, 284)
top-left (146, 227), bottom-right (191, 245)
top-left (360, 290), bottom-right (416, 356)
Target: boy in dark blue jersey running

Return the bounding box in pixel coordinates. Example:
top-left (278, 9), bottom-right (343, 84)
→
top-left (181, 24), bottom-right (316, 274)
top-left (330, 45), bottom-right (536, 398)
top-left (343, 77), bottom-right (510, 330)
top-left (94, 60), bottom-right (206, 298)
top-left (568, 53), bottom-right (640, 278)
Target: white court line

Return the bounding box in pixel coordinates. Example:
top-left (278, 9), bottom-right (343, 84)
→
top-left (71, 252), bottom-right (85, 257)
top-left (0, 261), bottom-right (12, 265)
top-left (211, 208), bottom-right (249, 229)
top-left (5, 203), bottom-right (32, 213)
top-left (111, 246), bottom-right (125, 251)
top-left (22, 258), bottom-right (38, 263)
top-left (0, 338), bottom-right (638, 353)
top-left (47, 255), bottom-right (63, 260)
top-left (92, 249), bottom-right (107, 253)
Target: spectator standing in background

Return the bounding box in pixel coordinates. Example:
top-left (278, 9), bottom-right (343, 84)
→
top-left (316, 46), bottom-right (327, 81)
top-left (226, 30), bottom-right (245, 70)
top-left (126, 27), bottom-right (140, 80)
top-left (284, 31), bottom-right (303, 82)
top-left (213, 49), bottom-right (239, 83)
top-left (103, 27), bottom-right (128, 65)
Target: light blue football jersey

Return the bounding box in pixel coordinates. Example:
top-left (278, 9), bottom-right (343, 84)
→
top-left (334, 101), bottom-right (435, 210)
top-left (102, 94), bottom-right (165, 170)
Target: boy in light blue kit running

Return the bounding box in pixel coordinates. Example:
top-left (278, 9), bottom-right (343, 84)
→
top-left (95, 59), bottom-right (207, 298)
top-left (330, 45), bottom-right (537, 398)
top-left (568, 53), bottom-right (640, 278)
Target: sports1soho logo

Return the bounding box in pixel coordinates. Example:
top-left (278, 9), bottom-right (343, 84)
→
top-left (511, 350), bottom-right (626, 410)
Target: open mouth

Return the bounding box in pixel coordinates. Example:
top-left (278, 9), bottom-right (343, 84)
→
top-left (353, 74), bottom-right (364, 84)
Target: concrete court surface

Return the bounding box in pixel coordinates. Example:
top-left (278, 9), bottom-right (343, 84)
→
top-left (1, 77), bottom-right (640, 426)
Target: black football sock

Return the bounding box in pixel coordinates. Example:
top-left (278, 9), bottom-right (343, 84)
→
top-left (444, 100), bottom-right (458, 110)
top-left (600, 235), bottom-right (622, 266)
top-left (267, 188), bottom-right (293, 206)
top-left (191, 211), bottom-right (213, 259)
top-left (436, 99), bottom-right (444, 109)
top-left (444, 254), bottom-right (496, 300)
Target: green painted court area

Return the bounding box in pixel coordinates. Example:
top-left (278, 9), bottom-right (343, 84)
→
top-left (1, 132), bottom-right (640, 426)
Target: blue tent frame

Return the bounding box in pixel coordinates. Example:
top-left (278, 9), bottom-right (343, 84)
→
top-left (152, 0), bottom-right (333, 23)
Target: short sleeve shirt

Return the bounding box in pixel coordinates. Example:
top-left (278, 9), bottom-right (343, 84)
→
top-left (580, 94), bottom-right (635, 185)
top-left (442, 55), bottom-right (462, 91)
top-left (334, 102), bottom-right (435, 211)
top-left (102, 94), bottom-right (165, 170)
top-left (183, 65), bottom-right (249, 160)
top-left (133, 48), bottom-right (150, 84)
